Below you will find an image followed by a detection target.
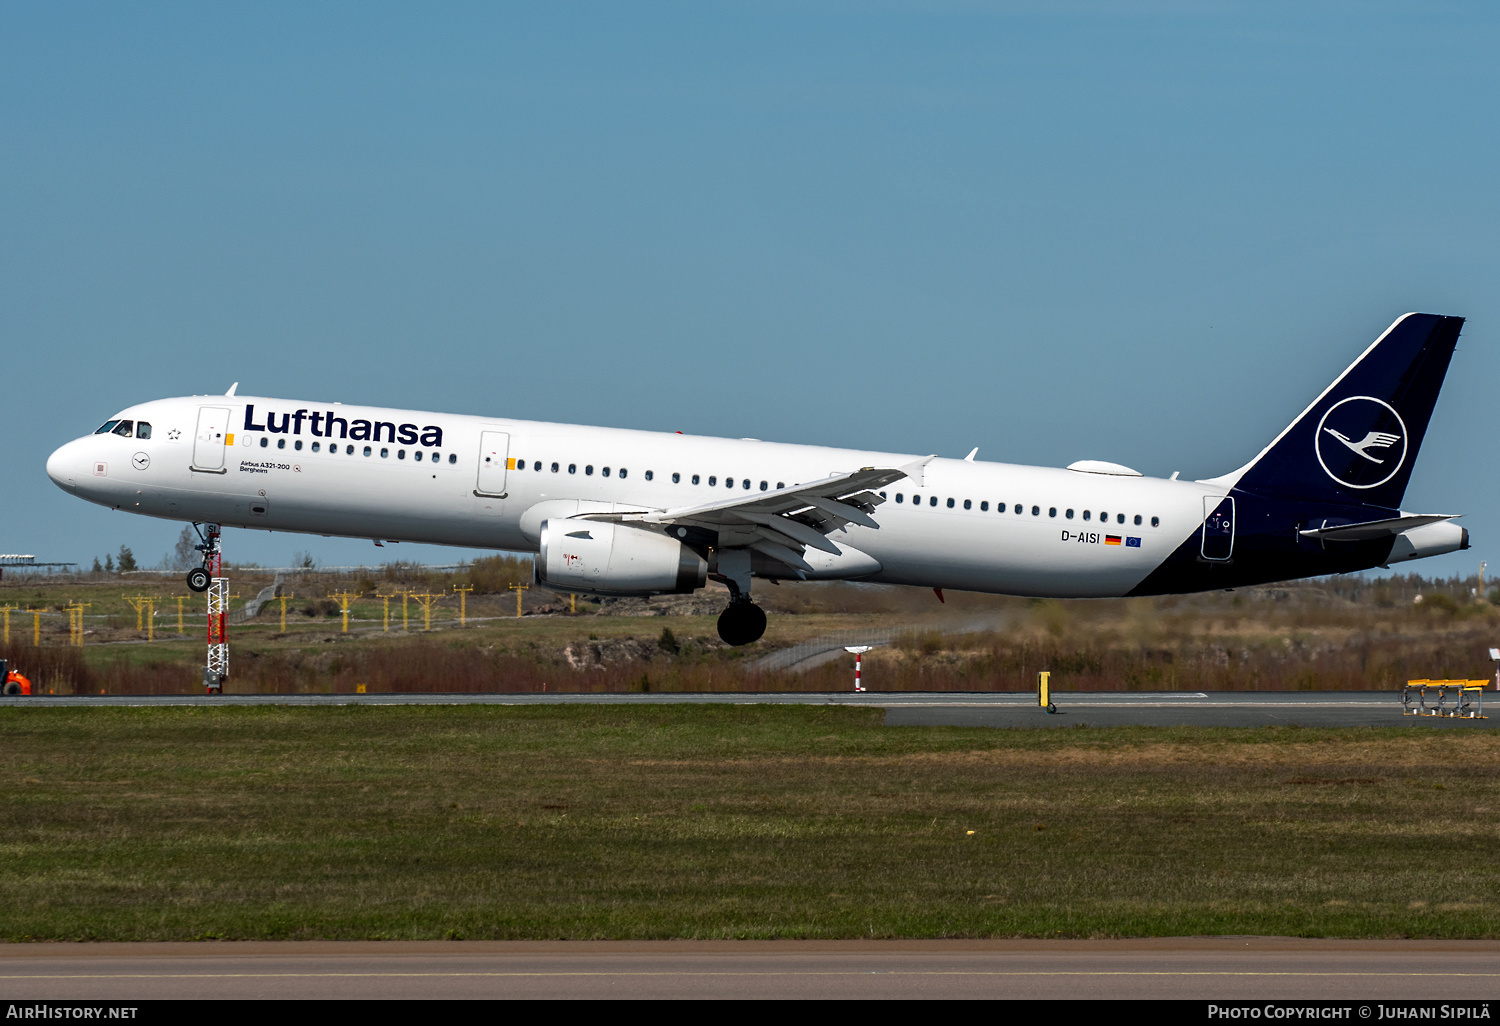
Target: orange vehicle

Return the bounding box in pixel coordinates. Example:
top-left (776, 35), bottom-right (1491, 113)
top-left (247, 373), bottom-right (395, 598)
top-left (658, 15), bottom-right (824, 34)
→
top-left (1, 659), bottom-right (32, 696)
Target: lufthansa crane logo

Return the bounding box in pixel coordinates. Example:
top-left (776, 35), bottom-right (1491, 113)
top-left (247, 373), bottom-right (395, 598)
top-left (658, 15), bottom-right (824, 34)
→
top-left (1315, 396), bottom-right (1407, 489)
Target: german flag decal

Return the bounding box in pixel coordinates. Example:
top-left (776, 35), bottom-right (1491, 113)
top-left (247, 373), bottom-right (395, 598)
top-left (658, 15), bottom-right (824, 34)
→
top-left (1105, 535), bottom-right (1122, 546)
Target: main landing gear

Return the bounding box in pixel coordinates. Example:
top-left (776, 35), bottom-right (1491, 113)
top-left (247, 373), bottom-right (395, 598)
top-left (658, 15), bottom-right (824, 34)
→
top-left (713, 548), bottom-right (766, 646)
top-left (717, 601), bottom-right (766, 647)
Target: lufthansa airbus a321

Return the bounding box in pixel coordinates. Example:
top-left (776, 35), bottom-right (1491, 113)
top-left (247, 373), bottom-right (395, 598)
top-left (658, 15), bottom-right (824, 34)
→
top-left (46, 313), bottom-right (1470, 646)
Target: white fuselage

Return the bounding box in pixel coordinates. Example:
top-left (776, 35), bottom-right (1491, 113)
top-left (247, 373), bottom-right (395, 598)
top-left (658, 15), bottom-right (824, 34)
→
top-left (47, 394), bottom-right (1228, 597)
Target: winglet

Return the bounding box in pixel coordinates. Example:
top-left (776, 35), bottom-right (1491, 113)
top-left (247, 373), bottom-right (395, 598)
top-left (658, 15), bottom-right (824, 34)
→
top-left (899, 455), bottom-right (937, 487)
top-left (225, 383), bottom-right (239, 397)
top-left (964, 448), bottom-right (978, 462)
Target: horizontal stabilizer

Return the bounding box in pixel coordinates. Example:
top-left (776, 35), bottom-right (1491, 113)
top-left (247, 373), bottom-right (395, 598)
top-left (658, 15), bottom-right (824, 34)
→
top-left (1298, 514), bottom-right (1457, 542)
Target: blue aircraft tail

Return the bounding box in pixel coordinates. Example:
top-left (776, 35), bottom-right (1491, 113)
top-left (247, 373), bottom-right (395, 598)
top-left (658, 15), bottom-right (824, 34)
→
top-left (1226, 312), bottom-right (1464, 510)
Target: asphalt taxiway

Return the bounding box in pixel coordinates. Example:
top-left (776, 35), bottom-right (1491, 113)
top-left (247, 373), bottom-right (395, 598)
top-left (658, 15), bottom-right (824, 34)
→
top-left (1, 690), bottom-right (1491, 728)
top-left (0, 940), bottom-right (1496, 999)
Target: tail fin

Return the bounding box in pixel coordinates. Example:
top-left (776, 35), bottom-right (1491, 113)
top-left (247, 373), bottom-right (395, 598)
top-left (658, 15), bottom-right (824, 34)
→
top-left (1223, 312), bottom-right (1464, 509)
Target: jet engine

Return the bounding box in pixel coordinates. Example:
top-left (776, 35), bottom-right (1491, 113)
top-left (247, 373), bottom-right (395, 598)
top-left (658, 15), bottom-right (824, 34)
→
top-left (536, 520), bottom-right (707, 596)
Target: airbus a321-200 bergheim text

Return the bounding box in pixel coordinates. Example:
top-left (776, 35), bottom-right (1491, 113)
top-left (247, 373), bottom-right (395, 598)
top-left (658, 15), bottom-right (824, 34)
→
top-left (47, 313), bottom-right (1470, 646)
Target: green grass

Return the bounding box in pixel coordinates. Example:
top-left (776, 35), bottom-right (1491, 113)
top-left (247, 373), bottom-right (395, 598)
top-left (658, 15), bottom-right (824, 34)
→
top-left (2, 706), bottom-right (1498, 940)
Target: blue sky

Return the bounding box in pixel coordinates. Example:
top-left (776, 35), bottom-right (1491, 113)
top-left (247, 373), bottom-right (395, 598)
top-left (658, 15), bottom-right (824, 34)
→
top-left (3, 2), bottom-right (1497, 577)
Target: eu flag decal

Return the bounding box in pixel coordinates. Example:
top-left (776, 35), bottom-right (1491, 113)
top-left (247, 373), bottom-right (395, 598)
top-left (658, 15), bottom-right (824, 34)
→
top-left (1126, 536), bottom-right (1141, 548)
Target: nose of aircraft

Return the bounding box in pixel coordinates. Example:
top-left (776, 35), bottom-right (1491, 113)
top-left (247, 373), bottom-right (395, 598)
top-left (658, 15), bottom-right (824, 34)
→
top-left (46, 437), bottom-right (90, 493)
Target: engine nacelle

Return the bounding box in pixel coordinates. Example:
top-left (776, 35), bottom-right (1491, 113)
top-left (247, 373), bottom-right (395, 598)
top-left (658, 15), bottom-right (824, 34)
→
top-left (1387, 520), bottom-right (1470, 564)
top-left (536, 519), bottom-right (706, 596)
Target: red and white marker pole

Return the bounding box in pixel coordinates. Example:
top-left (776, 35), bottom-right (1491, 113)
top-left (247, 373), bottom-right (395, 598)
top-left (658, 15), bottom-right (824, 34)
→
top-left (845, 645), bottom-right (873, 692)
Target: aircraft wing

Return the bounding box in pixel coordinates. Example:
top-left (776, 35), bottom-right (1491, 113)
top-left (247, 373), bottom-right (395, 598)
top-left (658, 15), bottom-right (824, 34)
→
top-left (583, 456), bottom-right (934, 573)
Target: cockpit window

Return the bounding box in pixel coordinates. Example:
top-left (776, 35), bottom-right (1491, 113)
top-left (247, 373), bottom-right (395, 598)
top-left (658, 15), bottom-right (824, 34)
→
top-left (111, 421), bottom-right (134, 438)
top-left (95, 420), bottom-right (120, 434)
top-left (135, 422), bottom-right (151, 439)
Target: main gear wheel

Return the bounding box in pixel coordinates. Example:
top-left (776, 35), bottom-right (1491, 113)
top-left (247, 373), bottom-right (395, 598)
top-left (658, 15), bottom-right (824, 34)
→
top-left (717, 602), bottom-right (766, 646)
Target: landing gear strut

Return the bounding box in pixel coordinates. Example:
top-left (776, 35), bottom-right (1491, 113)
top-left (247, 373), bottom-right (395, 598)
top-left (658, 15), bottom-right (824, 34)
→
top-left (713, 547), bottom-right (766, 646)
top-left (186, 523), bottom-right (216, 593)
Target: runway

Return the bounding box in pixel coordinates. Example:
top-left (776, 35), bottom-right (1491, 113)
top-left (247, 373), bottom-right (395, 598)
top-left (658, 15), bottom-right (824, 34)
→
top-left (0, 940), bottom-right (1496, 999)
top-left (1, 690), bottom-right (1491, 728)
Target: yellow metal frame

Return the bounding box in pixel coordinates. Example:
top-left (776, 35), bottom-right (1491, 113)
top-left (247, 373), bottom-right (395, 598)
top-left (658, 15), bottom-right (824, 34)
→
top-left (1402, 679), bottom-right (1488, 719)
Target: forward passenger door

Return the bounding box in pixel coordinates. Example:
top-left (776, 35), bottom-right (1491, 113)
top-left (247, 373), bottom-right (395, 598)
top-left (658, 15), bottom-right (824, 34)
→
top-left (192, 407), bottom-right (230, 473)
top-left (475, 431), bottom-right (511, 497)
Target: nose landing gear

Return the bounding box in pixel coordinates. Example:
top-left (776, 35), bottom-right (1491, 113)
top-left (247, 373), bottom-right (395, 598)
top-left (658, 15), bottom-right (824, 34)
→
top-left (185, 522), bottom-right (219, 592)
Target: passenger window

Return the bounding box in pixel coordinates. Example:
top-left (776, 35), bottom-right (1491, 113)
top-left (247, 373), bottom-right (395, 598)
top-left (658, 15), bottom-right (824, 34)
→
top-left (727, 478), bottom-right (735, 489)
top-left (586, 465), bottom-right (594, 476)
top-left (929, 496), bottom-right (938, 507)
top-left (363, 446), bottom-right (372, 456)
top-left (380, 448), bottom-right (389, 458)
top-left (447, 453), bottom-right (456, 464)
top-left (397, 449), bottom-right (404, 459)
top-left (760, 481), bottom-right (768, 491)
top-left (692, 474), bottom-right (700, 485)
top-left (1134, 515), bottom-right (1142, 525)
top-left (569, 464), bottom-right (577, 474)
top-left (980, 501), bottom-right (989, 511)
top-left (348, 445), bottom-right (356, 455)
top-left (515, 458), bottom-right (524, 470)
top-left (1049, 507), bottom-right (1057, 517)
top-left (911, 494), bottom-right (920, 504)
top-left (708, 476), bottom-right (717, 486)
top-left (742, 479), bottom-right (750, 490)
top-left (260, 437), bottom-right (269, 448)
top-left (277, 439), bottom-right (286, 449)
top-left (602, 467), bottom-right (610, 478)
top-left (896, 493), bottom-right (904, 503)
top-left (1151, 516), bottom-right (1160, 527)
top-left (963, 499), bottom-right (971, 510)
top-left (95, 421), bottom-right (120, 434)
top-left (1066, 509), bottom-right (1074, 519)
top-left (645, 470), bottom-right (654, 481)
top-left (1117, 513), bottom-right (1125, 524)
top-left (135, 422), bottom-right (152, 439)
top-left (777, 482), bottom-right (785, 489)
top-left (552, 462), bottom-right (560, 472)
top-left (312, 442), bottom-right (321, 452)
top-left (1083, 511), bottom-right (1091, 521)
top-left (619, 468), bottom-right (628, 479)
top-left (295, 440), bottom-right (303, 451)
top-left (1031, 505), bottom-right (1040, 516)
top-left (946, 498), bottom-right (955, 508)
top-left (112, 420), bottom-right (134, 437)
top-left (1101, 511), bottom-right (1108, 522)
